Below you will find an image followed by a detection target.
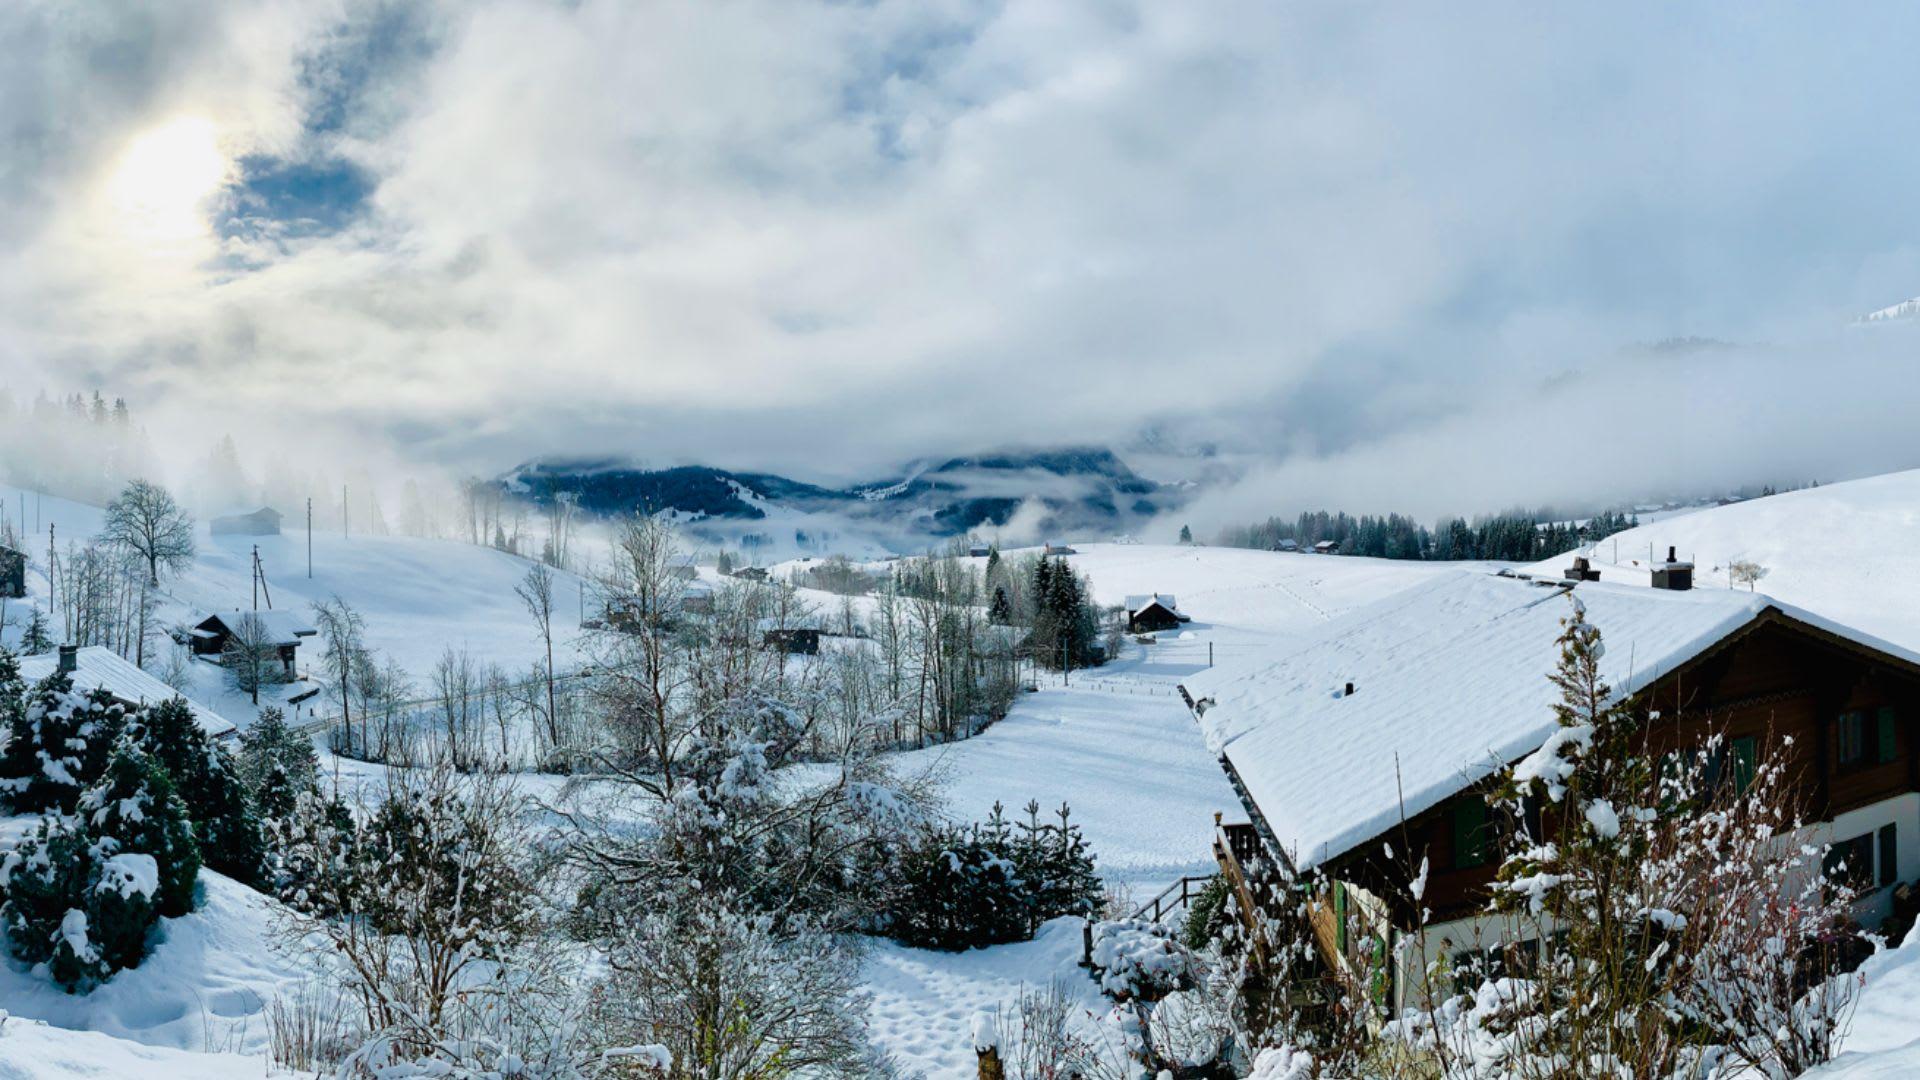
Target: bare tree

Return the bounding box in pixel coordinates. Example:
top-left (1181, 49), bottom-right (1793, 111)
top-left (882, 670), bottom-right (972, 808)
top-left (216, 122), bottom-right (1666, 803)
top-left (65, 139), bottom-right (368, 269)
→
top-left (224, 611), bottom-right (287, 705)
top-left (312, 596), bottom-right (369, 757)
top-left (100, 478), bottom-right (195, 585)
top-left (514, 562), bottom-right (561, 753)
top-left (1730, 558), bottom-right (1769, 592)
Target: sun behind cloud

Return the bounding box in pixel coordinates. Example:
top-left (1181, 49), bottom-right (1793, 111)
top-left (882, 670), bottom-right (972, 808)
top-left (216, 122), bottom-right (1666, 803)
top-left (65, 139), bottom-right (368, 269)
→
top-left (105, 114), bottom-right (231, 246)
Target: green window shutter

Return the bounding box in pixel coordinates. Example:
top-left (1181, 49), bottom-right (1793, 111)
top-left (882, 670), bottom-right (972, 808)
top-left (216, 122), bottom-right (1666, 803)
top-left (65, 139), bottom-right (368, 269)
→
top-left (1333, 881), bottom-right (1348, 954)
top-left (1454, 798), bottom-right (1488, 869)
top-left (1732, 736), bottom-right (1758, 795)
top-left (1877, 707), bottom-right (1899, 765)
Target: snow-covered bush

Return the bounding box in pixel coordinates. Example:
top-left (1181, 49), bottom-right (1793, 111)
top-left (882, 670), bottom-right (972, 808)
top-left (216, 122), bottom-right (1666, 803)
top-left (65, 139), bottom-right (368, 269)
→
top-left (0, 670), bottom-right (127, 814)
top-left (1092, 919), bottom-right (1197, 1003)
top-left (592, 897), bottom-right (870, 1080)
top-left (887, 801), bottom-right (1104, 951)
top-left (0, 745), bottom-right (197, 991)
top-left (127, 696), bottom-right (264, 885)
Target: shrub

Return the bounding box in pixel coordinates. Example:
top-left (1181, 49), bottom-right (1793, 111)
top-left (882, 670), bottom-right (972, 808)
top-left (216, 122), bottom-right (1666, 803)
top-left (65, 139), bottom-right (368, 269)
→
top-left (79, 746), bottom-right (201, 918)
top-left (887, 801), bottom-right (1103, 950)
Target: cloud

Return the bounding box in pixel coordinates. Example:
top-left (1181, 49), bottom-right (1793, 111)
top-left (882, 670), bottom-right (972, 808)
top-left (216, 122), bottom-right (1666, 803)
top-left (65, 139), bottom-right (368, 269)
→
top-left (3, 1), bottom-right (1920, 505)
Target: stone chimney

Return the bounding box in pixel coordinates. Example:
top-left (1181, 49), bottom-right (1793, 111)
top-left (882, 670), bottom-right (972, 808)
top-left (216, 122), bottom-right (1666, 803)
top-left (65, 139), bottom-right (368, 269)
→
top-left (58, 644), bottom-right (78, 674)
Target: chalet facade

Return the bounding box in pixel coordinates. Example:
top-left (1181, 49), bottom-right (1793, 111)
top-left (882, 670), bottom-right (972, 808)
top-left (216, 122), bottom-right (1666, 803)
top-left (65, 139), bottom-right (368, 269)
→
top-left (210, 507), bottom-right (283, 536)
top-left (1125, 593), bottom-right (1190, 634)
top-left (186, 610), bottom-right (317, 679)
top-left (0, 544), bottom-right (24, 599)
top-left (17, 645), bottom-right (235, 738)
top-left (1312, 540), bottom-right (1339, 555)
top-left (1183, 569), bottom-right (1920, 1014)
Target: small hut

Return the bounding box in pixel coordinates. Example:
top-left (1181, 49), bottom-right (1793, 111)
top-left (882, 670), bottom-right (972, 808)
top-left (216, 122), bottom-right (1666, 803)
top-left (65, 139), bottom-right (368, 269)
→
top-left (1125, 594), bottom-right (1190, 634)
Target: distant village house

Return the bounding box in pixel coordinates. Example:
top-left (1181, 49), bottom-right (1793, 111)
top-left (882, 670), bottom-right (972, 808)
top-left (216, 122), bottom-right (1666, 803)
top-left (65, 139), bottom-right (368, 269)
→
top-left (1125, 593), bottom-right (1190, 634)
top-left (184, 610), bottom-right (317, 680)
top-left (1312, 539), bottom-right (1340, 554)
top-left (210, 506), bottom-right (283, 536)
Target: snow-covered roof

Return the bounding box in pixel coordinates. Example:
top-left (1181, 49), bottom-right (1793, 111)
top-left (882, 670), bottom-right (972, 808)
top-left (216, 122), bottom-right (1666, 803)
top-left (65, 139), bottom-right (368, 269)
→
top-left (1124, 593), bottom-right (1181, 614)
top-left (16, 647), bottom-right (235, 738)
top-left (1182, 569), bottom-right (1920, 872)
top-left (197, 610), bottom-right (317, 646)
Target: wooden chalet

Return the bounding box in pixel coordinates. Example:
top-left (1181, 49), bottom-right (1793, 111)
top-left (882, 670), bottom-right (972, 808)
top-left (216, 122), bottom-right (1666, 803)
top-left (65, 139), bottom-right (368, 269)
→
top-left (210, 506), bottom-right (283, 536)
top-left (186, 610), bottom-right (317, 679)
top-left (1125, 593), bottom-right (1190, 634)
top-left (1183, 568), bottom-right (1920, 1013)
top-left (1312, 540), bottom-right (1340, 555)
top-left (0, 544), bottom-right (24, 599)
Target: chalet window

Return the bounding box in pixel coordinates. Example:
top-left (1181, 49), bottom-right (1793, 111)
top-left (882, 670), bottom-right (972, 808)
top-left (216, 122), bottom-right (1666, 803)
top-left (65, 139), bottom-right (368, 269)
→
top-left (1453, 798), bottom-right (1490, 869)
top-left (1837, 712), bottom-right (1867, 770)
top-left (1880, 824), bottom-right (1899, 889)
top-left (1877, 706), bottom-right (1899, 765)
top-left (1823, 832), bottom-right (1876, 892)
top-left (1729, 736), bottom-right (1758, 795)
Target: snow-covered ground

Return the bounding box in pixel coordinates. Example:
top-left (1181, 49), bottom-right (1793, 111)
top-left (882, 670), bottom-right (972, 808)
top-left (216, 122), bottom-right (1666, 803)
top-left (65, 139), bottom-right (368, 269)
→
top-left (1526, 469), bottom-right (1920, 649)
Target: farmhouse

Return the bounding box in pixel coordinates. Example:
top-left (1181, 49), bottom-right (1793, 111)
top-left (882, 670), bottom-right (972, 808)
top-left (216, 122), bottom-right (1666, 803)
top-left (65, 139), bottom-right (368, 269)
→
top-left (1125, 593), bottom-right (1190, 634)
top-left (1312, 539), bottom-right (1340, 554)
top-left (18, 644), bottom-right (234, 738)
top-left (210, 506), bottom-right (283, 536)
top-left (1271, 539), bottom-right (1300, 553)
top-left (1184, 568), bottom-right (1920, 1013)
top-left (186, 609), bottom-right (317, 679)
top-left (0, 544), bottom-right (24, 599)
top-left (1044, 542), bottom-right (1078, 556)
top-left (667, 554), bottom-right (700, 581)
top-left (969, 543), bottom-right (993, 558)
top-left (730, 565), bottom-right (769, 582)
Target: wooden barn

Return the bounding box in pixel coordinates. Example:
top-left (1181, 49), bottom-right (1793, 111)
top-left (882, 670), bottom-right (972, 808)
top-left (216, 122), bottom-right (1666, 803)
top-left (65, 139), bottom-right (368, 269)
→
top-left (1125, 593), bottom-right (1190, 634)
top-left (210, 506), bottom-right (283, 536)
top-left (185, 610), bottom-right (317, 679)
top-left (1184, 568), bottom-right (1920, 1014)
top-left (0, 544), bottom-right (24, 599)
top-left (1312, 539), bottom-right (1340, 554)
top-left (730, 565), bottom-right (769, 582)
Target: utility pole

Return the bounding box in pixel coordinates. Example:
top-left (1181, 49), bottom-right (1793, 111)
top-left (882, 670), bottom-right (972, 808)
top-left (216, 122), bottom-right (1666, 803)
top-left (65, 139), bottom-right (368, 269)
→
top-left (343, 484), bottom-right (349, 539)
top-left (252, 545), bottom-right (259, 611)
top-left (307, 497), bottom-right (313, 578)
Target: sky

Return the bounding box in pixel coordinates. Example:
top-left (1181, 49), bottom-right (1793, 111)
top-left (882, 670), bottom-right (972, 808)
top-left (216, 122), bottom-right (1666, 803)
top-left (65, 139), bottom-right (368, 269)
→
top-left (4, 1), bottom-right (1920, 526)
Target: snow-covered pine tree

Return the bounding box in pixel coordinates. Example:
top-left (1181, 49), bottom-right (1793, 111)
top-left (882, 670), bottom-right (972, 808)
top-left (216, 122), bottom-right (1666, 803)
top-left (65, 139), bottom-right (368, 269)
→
top-left (989, 585), bottom-right (1013, 626)
top-left (21, 606), bottom-right (54, 653)
top-left (79, 745), bottom-right (201, 918)
top-left (237, 705), bottom-right (319, 821)
top-left (0, 814), bottom-right (103, 985)
top-left (0, 677), bottom-right (127, 814)
top-left (128, 697), bottom-right (264, 884)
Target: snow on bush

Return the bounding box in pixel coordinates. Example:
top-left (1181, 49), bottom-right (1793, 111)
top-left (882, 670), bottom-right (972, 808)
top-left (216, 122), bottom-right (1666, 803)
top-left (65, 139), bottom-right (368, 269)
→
top-left (1090, 919), bottom-right (1195, 1003)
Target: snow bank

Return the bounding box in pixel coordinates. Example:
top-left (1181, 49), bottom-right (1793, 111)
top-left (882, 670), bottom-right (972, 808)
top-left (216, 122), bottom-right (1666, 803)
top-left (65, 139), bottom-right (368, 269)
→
top-left (0, 1014), bottom-right (266, 1079)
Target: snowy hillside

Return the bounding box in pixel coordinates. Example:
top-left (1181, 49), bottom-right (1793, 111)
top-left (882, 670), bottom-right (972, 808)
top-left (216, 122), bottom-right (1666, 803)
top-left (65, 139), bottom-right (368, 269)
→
top-left (0, 483), bottom-right (592, 723)
top-left (1524, 470), bottom-right (1920, 648)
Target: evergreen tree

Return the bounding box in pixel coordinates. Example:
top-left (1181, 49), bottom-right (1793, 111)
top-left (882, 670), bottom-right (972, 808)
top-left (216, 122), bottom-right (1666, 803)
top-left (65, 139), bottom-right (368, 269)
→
top-left (988, 586), bottom-right (1013, 626)
top-left (21, 606), bottom-right (53, 653)
top-left (79, 746), bottom-right (201, 918)
top-left (0, 814), bottom-right (111, 988)
top-left (237, 705), bottom-right (319, 821)
top-left (0, 678), bottom-right (126, 814)
top-left (1178, 524), bottom-right (1193, 544)
top-left (128, 698), bottom-right (264, 884)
